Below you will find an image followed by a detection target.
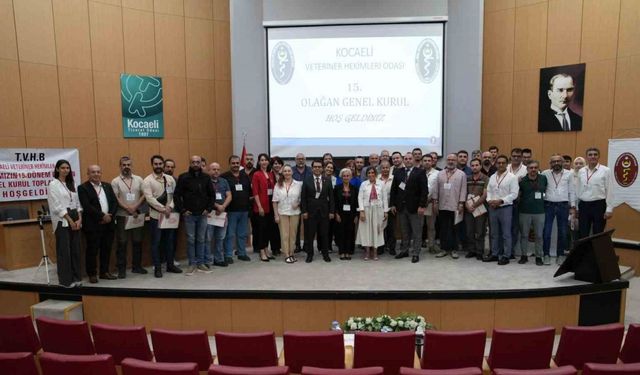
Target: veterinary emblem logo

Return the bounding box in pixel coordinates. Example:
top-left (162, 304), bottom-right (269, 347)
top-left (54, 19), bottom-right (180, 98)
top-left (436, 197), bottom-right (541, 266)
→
top-left (415, 38), bottom-right (440, 84)
top-left (271, 42), bottom-right (295, 85)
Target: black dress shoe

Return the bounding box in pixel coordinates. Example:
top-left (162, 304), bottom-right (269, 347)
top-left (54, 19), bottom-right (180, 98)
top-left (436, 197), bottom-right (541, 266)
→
top-left (498, 257), bottom-right (510, 265)
top-left (225, 257), bottom-right (234, 264)
top-left (237, 255), bottom-right (251, 261)
top-left (267, 255), bottom-right (276, 260)
top-left (131, 267), bottom-right (148, 274)
top-left (154, 267), bottom-right (163, 278)
top-left (535, 257), bottom-right (544, 266)
top-left (465, 252), bottom-right (476, 259)
top-left (323, 255), bottom-right (331, 262)
top-left (99, 273), bottom-right (117, 280)
top-left (89, 276), bottom-right (98, 284)
top-left (518, 256), bottom-right (528, 264)
top-left (388, 249), bottom-right (396, 256)
top-left (213, 261), bottom-right (228, 267)
top-left (395, 252), bottom-right (409, 259)
top-left (483, 255), bottom-right (498, 262)
top-left (377, 247), bottom-right (384, 255)
top-left (305, 255), bottom-right (313, 263)
top-left (166, 265), bottom-right (183, 273)
top-left (411, 256), bottom-right (419, 263)
top-left (117, 270), bottom-right (126, 279)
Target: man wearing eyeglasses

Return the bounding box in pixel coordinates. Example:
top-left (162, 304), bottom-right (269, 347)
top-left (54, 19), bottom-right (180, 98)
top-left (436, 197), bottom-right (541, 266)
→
top-left (575, 148), bottom-right (614, 238)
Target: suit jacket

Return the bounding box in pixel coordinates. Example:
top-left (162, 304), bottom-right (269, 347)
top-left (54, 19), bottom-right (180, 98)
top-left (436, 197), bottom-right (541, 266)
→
top-left (538, 106), bottom-right (582, 132)
top-left (333, 183), bottom-right (359, 217)
top-left (390, 166), bottom-right (429, 214)
top-left (301, 174), bottom-right (335, 217)
top-left (78, 180), bottom-right (117, 231)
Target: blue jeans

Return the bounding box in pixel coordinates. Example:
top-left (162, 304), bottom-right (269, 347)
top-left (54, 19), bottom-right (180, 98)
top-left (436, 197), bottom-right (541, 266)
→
top-left (184, 214), bottom-right (208, 265)
top-left (490, 205), bottom-right (513, 259)
top-left (206, 224), bottom-right (227, 262)
top-left (543, 201), bottom-right (569, 256)
top-left (204, 225), bottom-right (213, 264)
top-left (225, 211), bottom-right (249, 257)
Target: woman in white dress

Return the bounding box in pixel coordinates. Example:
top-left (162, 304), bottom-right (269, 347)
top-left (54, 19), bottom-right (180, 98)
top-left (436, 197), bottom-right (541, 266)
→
top-left (356, 167), bottom-right (388, 260)
top-left (272, 165), bottom-right (302, 263)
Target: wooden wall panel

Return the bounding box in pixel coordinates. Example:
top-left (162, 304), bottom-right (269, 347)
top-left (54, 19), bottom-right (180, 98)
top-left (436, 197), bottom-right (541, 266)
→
top-left (181, 298), bottom-right (233, 333)
top-left (188, 138), bottom-right (215, 161)
top-left (511, 133), bottom-right (542, 158)
top-left (0, 0), bottom-right (18, 60)
top-left (0, 59), bottom-right (25, 137)
top-left (89, 1), bottom-right (125, 73)
top-left (155, 13), bottom-right (186, 77)
top-left (541, 132), bottom-right (577, 160)
top-left (440, 300), bottom-right (495, 333)
top-left (83, 295), bottom-right (135, 326)
top-left (123, 0), bottom-right (153, 11)
top-left (609, 204), bottom-right (640, 241)
top-left (162, 76), bottom-right (189, 139)
top-left (580, 0), bottom-right (620, 62)
top-left (19, 62), bottom-right (62, 138)
top-left (63, 137), bottom-right (99, 174)
top-left (0, 290), bottom-right (38, 316)
top-left (575, 130), bottom-right (611, 162)
top-left (160, 139), bottom-right (190, 165)
top-left (494, 298), bottom-right (547, 329)
top-left (282, 300), bottom-right (336, 331)
top-left (511, 70), bottom-right (540, 134)
top-left (26, 137), bottom-right (63, 148)
top-left (546, 0), bottom-right (582, 67)
top-left (13, 0), bottom-right (57, 65)
top-left (215, 138), bottom-right (232, 165)
top-left (544, 295), bottom-right (579, 330)
top-left (154, 0), bottom-right (184, 16)
top-left (0, 137), bottom-right (27, 148)
top-left (231, 300), bottom-right (284, 335)
top-left (213, 0), bottom-right (229, 21)
top-left (482, 72), bottom-right (514, 135)
top-left (187, 78), bottom-right (216, 138)
top-left (480, 133), bottom-right (511, 154)
top-left (214, 21), bottom-right (230, 80)
top-left (93, 71), bottom-right (123, 139)
top-left (617, 0), bottom-right (640, 58)
top-left (386, 301), bottom-right (442, 330)
top-left (123, 8), bottom-right (156, 75)
top-left (483, 8), bottom-right (515, 74)
top-left (52, 0), bottom-right (92, 70)
top-left (133, 297), bottom-right (183, 330)
top-left (185, 17), bottom-right (215, 80)
top-left (335, 301), bottom-right (388, 324)
top-left (580, 59), bottom-right (616, 133)
top-left (58, 67), bottom-right (97, 138)
top-left (128, 139), bottom-right (161, 170)
top-left (184, 0), bottom-right (213, 19)
top-left (485, 0), bottom-right (515, 13)
top-left (97, 138), bottom-right (130, 179)
top-left (612, 56), bottom-right (640, 130)
top-left (513, 2), bottom-right (547, 71)
top-left (215, 79), bottom-right (232, 138)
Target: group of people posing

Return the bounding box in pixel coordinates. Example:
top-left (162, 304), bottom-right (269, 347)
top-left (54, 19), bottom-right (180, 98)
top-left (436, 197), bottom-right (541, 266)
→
top-left (46, 145), bottom-right (614, 287)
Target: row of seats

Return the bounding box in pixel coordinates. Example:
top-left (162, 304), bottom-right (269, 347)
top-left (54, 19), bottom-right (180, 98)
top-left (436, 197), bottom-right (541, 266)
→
top-left (2, 352), bottom-right (640, 375)
top-left (1, 315), bottom-right (639, 374)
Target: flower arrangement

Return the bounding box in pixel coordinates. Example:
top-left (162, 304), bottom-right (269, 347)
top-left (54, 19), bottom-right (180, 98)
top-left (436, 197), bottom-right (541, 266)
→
top-left (343, 313), bottom-right (433, 332)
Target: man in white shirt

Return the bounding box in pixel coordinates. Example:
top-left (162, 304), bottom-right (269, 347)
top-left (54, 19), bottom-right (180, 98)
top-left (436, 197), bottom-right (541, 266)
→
top-left (485, 155), bottom-right (520, 265)
top-left (421, 154), bottom-right (440, 253)
top-left (542, 154), bottom-right (576, 264)
top-left (576, 147), bottom-right (614, 238)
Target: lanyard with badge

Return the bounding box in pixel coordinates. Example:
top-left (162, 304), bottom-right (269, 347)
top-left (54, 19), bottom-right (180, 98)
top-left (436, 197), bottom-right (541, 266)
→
top-left (444, 169), bottom-right (455, 190)
top-left (212, 180), bottom-right (223, 201)
top-left (232, 174), bottom-right (243, 192)
top-left (530, 177), bottom-right (543, 200)
top-left (121, 176), bottom-right (136, 202)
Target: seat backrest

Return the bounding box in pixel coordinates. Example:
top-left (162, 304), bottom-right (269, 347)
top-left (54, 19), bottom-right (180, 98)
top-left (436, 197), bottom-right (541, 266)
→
top-left (401, 367), bottom-right (483, 375)
top-left (421, 330), bottom-right (486, 369)
top-left (121, 358), bottom-right (199, 375)
top-left (150, 328), bottom-right (212, 371)
top-left (353, 331), bottom-right (416, 375)
top-left (209, 365), bottom-right (290, 375)
top-left (0, 315), bottom-right (41, 354)
top-left (493, 366), bottom-right (578, 375)
top-left (283, 331), bottom-right (345, 373)
top-left (0, 352), bottom-right (39, 375)
top-left (215, 331), bottom-right (278, 367)
top-left (619, 323), bottom-right (640, 364)
top-left (582, 362), bottom-right (640, 374)
top-left (554, 323), bottom-right (625, 370)
top-left (0, 206), bottom-right (29, 221)
top-left (487, 327), bottom-right (556, 370)
top-left (91, 323), bottom-right (153, 364)
top-left (36, 316), bottom-right (95, 355)
top-left (39, 352), bottom-right (117, 375)
top-left (303, 366), bottom-right (384, 375)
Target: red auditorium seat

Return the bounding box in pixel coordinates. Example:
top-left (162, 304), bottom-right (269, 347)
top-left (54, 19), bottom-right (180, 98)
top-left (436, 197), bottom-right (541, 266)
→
top-left (209, 364), bottom-right (290, 375)
top-left (283, 331), bottom-right (345, 373)
top-left (401, 366), bottom-right (482, 375)
top-left (302, 366), bottom-right (384, 375)
top-left (91, 323), bottom-right (153, 364)
top-left (492, 366), bottom-right (578, 375)
top-left (353, 331), bottom-right (415, 375)
top-left (0, 315), bottom-right (41, 354)
top-left (121, 358), bottom-right (199, 375)
top-left (487, 327), bottom-right (555, 370)
top-left (421, 330), bottom-right (486, 369)
top-left (0, 352), bottom-right (39, 375)
top-left (582, 362), bottom-right (640, 374)
top-left (35, 316), bottom-right (95, 355)
top-left (215, 331), bottom-right (278, 367)
top-left (554, 323), bottom-right (625, 370)
top-left (619, 323), bottom-right (640, 363)
top-left (39, 352), bottom-right (117, 375)
top-left (150, 328), bottom-right (213, 371)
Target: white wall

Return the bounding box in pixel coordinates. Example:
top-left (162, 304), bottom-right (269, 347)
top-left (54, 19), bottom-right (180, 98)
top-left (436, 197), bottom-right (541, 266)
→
top-left (230, 0), bottom-right (482, 159)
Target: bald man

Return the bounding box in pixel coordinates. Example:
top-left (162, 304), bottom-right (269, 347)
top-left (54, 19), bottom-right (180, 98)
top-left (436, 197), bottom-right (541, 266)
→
top-left (78, 165), bottom-right (118, 283)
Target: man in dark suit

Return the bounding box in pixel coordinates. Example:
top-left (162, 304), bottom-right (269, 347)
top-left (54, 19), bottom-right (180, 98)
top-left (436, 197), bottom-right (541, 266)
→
top-left (78, 165), bottom-right (118, 283)
top-left (390, 153), bottom-right (429, 263)
top-left (539, 73), bottom-right (582, 132)
top-left (301, 159), bottom-right (335, 263)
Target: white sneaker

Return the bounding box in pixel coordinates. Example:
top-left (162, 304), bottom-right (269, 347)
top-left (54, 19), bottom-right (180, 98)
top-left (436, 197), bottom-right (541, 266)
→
top-left (197, 264), bottom-right (212, 274)
top-left (543, 255), bottom-right (551, 265)
top-left (185, 265), bottom-right (197, 276)
top-left (173, 260), bottom-right (180, 266)
top-left (435, 250), bottom-right (448, 258)
top-left (450, 251), bottom-right (459, 259)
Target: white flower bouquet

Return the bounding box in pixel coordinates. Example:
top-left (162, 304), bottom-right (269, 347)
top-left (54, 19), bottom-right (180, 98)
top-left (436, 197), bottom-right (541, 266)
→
top-left (343, 313), bottom-right (432, 332)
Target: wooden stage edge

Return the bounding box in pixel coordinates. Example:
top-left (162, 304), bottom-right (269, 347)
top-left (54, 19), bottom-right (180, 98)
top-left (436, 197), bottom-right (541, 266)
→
top-left (0, 278), bottom-right (630, 337)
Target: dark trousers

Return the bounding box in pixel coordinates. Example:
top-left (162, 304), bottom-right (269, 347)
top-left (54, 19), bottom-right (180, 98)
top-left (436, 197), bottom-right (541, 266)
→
top-left (149, 218), bottom-right (176, 268)
top-left (268, 211), bottom-right (281, 254)
top-left (252, 212), bottom-right (271, 250)
top-left (295, 215), bottom-right (302, 249)
top-left (335, 213), bottom-right (356, 254)
top-left (115, 217), bottom-right (143, 272)
top-left (304, 212), bottom-right (329, 256)
top-left (465, 212), bottom-right (487, 255)
top-left (55, 223), bottom-right (82, 286)
top-left (578, 199), bottom-right (607, 238)
top-left (84, 224), bottom-right (114, 276)
top-left (384, 211), bottom-right (396, 251)
top-left (438, 210), bottom-right (457, 251)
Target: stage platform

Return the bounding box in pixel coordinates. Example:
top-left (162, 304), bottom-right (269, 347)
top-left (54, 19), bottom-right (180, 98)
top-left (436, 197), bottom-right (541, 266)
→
top-left (0, 252), bottom-right (632, 336)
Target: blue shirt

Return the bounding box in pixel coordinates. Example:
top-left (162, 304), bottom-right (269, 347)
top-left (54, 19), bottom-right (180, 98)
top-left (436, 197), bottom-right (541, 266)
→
top-left (458, 165), bottom-right (473, 176)
top-left (336, 176), bottom-right (362, 189)
top-left (211, 177), bottom-right (230, 204)
top-left (292, 165), bottom-right (312, 181)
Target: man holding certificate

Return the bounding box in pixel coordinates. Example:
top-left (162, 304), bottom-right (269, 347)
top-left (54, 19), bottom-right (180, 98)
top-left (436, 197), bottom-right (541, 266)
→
top-left (207, 162), bottom-right (232, 267)
top-left (143, 155), bottom-right (180, 278)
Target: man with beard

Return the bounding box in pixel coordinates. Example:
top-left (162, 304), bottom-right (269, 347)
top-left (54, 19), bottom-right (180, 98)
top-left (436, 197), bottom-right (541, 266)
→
top-left (143, 155), bottom-right (181, 277)
top-left (481, 151), bottom-right (497, 176)
top-left (390, 151), bottom-right (404, 176)
top-left (522, 148), bottom-right (533, 166)
top-left (78, 164), bottom-right (118, 283)
top-left (485, 155), bottom-right (519, 265)
top-left (432, 154), bottom-right (467, 259)
top-left (111, 156), bottom-right (146, 278)
top-left (243, 153), bottom-right (255, 178)
top-left (457, 150), bottom-right (472, 176)
top-left (542, 154), bottom-right (576, 265)
top-left (518, 160), bottom-right (548, 265)
top-left (464, 159), bottom-right (488, 260)
top-left (174, 155), bottom-right (215, 275)
top-left (354, 156), bottom-right (366, 179)
top-left (221, 155), bottom-right (252, 262)
top-left (360, 153), bottom-right (381, 179)
top-left (207, 162), bottom-right (232, 267)
top-left (301, 160), bottom-right (335, 263)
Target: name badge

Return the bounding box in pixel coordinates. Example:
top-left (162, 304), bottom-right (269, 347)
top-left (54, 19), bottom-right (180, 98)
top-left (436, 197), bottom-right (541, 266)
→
top-left (166, 186), bottom-right (174, 194)
top-left (216, 192), bottom-right (222, 200)
top-left (126, 193), bottom-right (136, 202)
top-left (235, 184), bottom-right (243, 191)
top-left (315, 192), bottom-right (320, 199)
top-left (444, 183), bottom-right (452, 190)
top-left (343, 204), bottom-right (351, 211)
top-left (267, 188), bottom-right (273, 196)
top-left (399, 182), bottom-right (406, 190)
top-left (535, 192), bottom-right (542, 200)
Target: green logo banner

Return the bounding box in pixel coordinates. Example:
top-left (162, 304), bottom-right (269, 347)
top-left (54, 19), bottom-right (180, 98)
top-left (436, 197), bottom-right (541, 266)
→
top-left (120, 74), bottom-right (164, 138)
